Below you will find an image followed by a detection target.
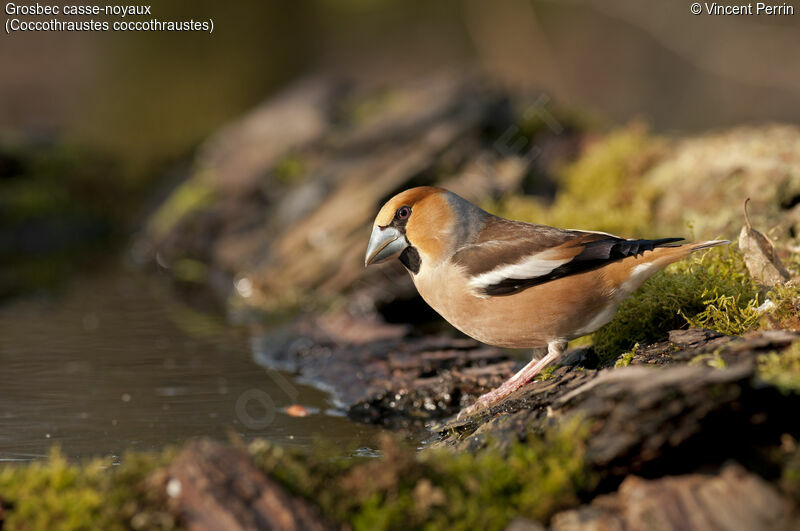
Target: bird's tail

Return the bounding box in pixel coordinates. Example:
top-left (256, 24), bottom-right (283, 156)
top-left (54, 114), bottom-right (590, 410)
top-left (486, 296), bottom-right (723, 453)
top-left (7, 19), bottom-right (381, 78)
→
top-left (688, 239), bottom-right (731, 252)
top-left (646, 239), bottom-right (730, 269)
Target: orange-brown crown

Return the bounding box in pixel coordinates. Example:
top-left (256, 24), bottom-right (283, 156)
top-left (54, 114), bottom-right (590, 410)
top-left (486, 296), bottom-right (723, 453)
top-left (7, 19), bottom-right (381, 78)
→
top-left (373, 187), bottom-right (446, 226)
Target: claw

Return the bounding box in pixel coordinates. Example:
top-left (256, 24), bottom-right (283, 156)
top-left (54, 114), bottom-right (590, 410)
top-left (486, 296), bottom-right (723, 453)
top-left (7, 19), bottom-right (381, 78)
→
top-left (456, 395), bottom-right (489, 420)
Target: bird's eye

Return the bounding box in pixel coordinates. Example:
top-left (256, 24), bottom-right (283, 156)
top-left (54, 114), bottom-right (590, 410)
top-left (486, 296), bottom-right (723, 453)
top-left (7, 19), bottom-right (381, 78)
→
top-left (395, 206), bottom-right (411, 220)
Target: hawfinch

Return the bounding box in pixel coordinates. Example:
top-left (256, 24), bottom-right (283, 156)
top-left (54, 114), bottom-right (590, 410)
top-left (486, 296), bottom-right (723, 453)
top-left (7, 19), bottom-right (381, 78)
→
top-left (364, 186), bottom-right (728, 416)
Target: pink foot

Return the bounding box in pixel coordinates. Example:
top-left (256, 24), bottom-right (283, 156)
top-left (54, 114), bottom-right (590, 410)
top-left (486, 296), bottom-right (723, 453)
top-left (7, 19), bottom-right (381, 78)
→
top-left (456, 340), bottom-right (566, 420)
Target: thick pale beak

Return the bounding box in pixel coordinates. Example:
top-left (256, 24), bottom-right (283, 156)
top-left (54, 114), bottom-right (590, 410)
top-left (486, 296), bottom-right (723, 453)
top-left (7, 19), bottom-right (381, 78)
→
top-left (364, 225), bottom-right (408, 266)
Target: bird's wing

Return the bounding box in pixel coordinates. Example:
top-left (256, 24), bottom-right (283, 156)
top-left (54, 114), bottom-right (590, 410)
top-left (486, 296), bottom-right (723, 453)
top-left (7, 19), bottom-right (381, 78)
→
top-left (452, 217), bottom-right (683, 297)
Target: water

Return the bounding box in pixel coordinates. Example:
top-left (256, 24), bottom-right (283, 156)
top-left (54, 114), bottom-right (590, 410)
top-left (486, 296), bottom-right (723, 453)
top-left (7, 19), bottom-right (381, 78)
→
top-left (0, 265), bottom-right (381, 461)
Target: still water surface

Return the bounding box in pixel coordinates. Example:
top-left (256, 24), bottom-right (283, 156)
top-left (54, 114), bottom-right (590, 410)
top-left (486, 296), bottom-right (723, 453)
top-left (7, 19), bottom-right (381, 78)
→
top-left (0, 266), bottom-right (380, 461)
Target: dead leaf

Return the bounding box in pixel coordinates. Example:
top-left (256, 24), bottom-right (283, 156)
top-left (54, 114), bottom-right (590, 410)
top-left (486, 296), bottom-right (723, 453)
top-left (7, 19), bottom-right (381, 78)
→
top-left (284, 404), bottom-right (311, 417)
top-left (739, 198), bottom-right (790, 287)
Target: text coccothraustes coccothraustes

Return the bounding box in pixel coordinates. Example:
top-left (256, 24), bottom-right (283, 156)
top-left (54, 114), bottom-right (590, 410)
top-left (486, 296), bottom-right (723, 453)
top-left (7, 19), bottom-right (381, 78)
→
top-left (365, 186), bottom-right (728, 416)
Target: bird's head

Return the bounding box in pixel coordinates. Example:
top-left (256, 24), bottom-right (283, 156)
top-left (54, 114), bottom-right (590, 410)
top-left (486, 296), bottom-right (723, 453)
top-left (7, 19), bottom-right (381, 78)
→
top-left (365, 186), bottom-right (484, 273)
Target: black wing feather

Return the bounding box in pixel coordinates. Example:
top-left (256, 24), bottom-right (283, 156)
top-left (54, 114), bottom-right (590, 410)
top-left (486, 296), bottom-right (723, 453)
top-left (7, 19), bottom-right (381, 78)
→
top-left (483, 237), bottom-right (683, 296)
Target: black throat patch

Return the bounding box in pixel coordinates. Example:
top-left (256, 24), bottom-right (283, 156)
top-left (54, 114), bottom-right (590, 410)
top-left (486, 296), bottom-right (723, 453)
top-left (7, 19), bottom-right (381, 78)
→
top-left (399, 246), bottom-right (421, 274)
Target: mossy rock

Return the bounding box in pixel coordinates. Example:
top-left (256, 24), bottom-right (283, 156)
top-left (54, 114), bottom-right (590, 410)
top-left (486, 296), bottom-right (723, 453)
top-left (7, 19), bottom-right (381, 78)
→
top-left (0, 448), bottom-right (175, 530)
top-left (648, 124), bottom-right (800, 239)
top-left (253, 419), bottom-right (594, 530)
top-left (487, 124), bottom-right (665, 237)
top-left (758, 340), bottom-right (800, 394)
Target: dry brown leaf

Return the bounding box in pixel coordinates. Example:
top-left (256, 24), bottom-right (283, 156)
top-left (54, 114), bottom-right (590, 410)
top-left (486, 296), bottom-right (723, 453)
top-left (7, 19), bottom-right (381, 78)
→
top-left (738, 198), bottom-right (790, 287)
top-left (284, 404), bottom-right (311, 417)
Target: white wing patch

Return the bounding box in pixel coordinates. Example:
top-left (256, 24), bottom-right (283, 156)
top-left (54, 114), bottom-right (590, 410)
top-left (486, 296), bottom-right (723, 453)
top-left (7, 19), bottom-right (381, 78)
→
top-left (618, 262), bottom-right (658, 298)
top-left (466, 248), bottom-right (571, 295)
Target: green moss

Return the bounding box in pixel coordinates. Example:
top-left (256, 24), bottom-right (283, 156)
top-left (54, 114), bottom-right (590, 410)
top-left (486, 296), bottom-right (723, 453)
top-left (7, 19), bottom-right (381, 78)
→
top-left (0, 141), bottom-right (126, 223)
top-left (274, 153), bottom-right (307, 184)
top-left (758, 341), bottom-right (800, 394)
top-left (516, 101), bottom-right (590, 142)
top-left (171, 258), bottom-right (209, 284)
top-left (534, 364), bottom-right (559, 381)
top-left (418, 422), bottom-right (591, 529)
top-left (690, 351), bottom-right (727, 369)
top-left (614, 345), bottom-right (637, 368)
top-left (761, 281), bottom-right (800, 331)
top-left (487, 125), bottom-right (664, 237)
top-left (782, 445), bottom-right (800, 502)
top-left (0, 179), bottom-right (72, 222)
top-left (592, 246), bottom-right (759, 362)
top-left (3, 422), bottom-right (591, 531)
top-left (681, 293), bottom-right (760, 336)
top-left (614, 353), bottom-right (634, 367)
top-left (252, 420), bottom-right (594, 530)
top-left (0, 447), bottom-right (176, 530)
top-left (148, 176), bottom-right (215, 239)
top-left (339, 88), bottom-right (397, 125)
top-left (784, 249), bottom-right (800, 277)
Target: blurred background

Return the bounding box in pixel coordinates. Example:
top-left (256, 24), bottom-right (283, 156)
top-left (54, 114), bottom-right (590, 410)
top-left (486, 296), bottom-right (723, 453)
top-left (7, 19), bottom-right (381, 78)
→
top-left (3, 0), bottom-right (800, 459)
top-left (6, 0), bottom-right (800, 294)
top-left (6, 0), bottom-right (800, 171)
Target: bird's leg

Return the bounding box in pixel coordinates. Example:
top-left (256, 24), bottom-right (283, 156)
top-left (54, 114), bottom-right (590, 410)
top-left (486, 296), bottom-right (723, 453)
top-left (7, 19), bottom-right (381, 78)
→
top-left (458, 340), bottom-right (567, 419)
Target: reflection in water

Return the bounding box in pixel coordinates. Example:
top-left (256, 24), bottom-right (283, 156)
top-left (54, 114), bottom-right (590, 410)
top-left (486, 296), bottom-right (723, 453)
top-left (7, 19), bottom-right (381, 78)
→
top-left (0, 266), bottom-right (379, 461)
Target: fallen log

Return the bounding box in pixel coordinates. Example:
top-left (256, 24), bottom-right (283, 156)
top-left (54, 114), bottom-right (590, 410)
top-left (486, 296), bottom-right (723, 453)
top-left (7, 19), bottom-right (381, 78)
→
top-left (165, 439), bottom-right (332, 531)
top-left (550, 464), bottom-right (800, 531)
